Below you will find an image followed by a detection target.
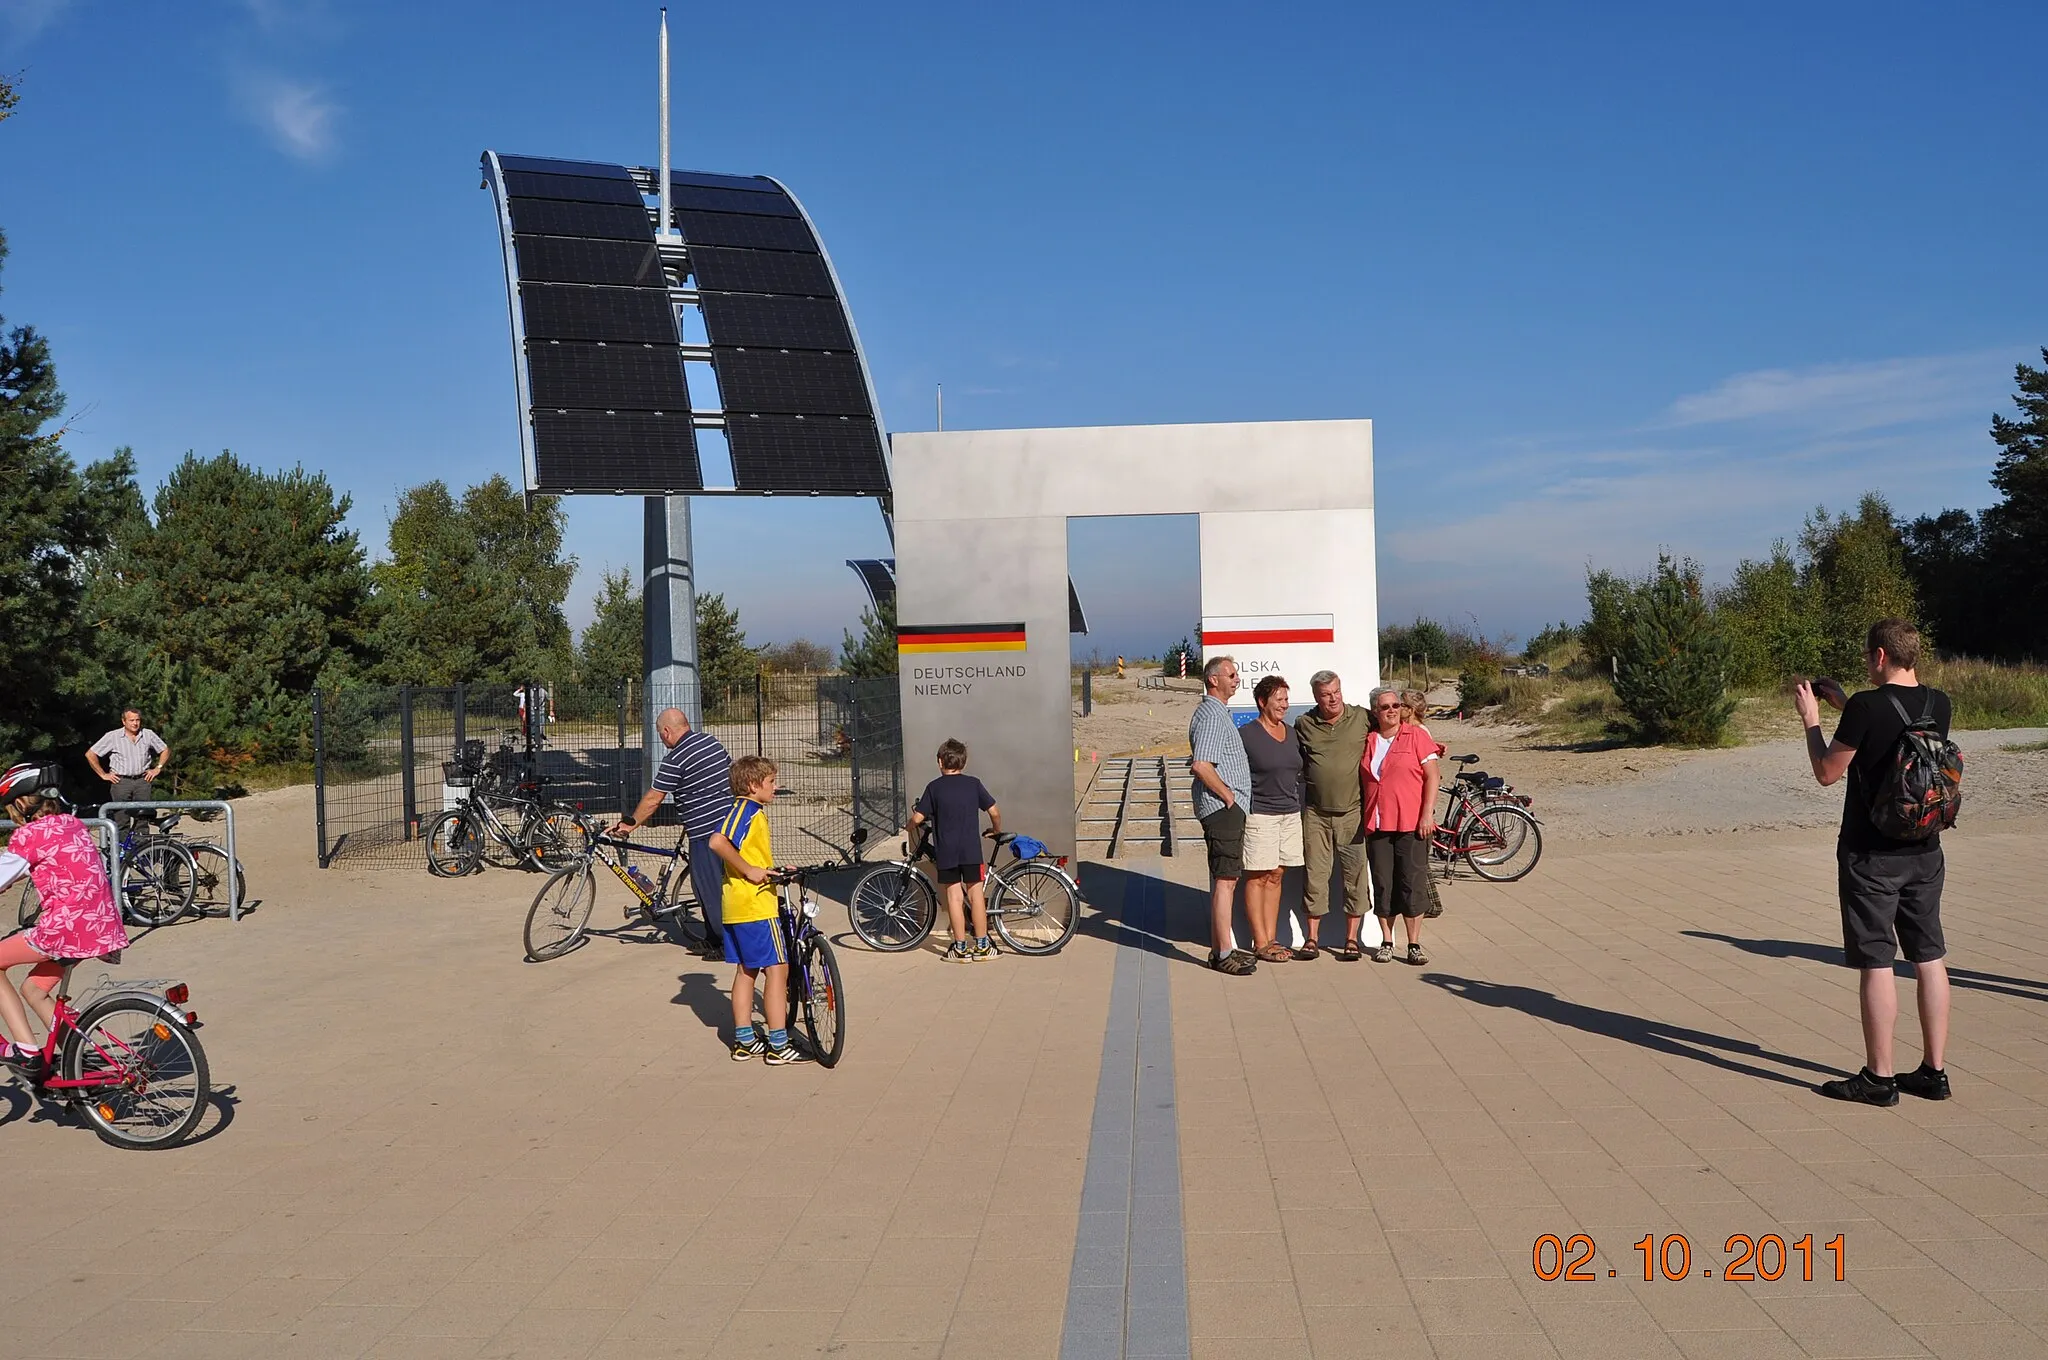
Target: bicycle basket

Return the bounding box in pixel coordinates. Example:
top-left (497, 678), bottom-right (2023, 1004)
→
top-left (1010, 835), bottom-right (1048, 861)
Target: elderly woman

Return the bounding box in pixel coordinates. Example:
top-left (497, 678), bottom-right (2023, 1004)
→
top-left (1239, 675), bottom-right (1306, 963)
top-left (1361, 685), bottom-right (1441, 964)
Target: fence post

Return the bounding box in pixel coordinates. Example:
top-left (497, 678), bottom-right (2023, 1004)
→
top-left (1082, 668), bottom-right (1093, 716)
top-left (313, 689), bottom-right (329, 868)
top-left (453, 681), bottom-right (466, 753)
top-left (399, 685), bottom-right (417, 840)
top-left (610, 684), bottom-right (626, 811)
top-left (849, 682), bottom-right (863, 847)
top-left (754, 669), bottom-right (765, 756)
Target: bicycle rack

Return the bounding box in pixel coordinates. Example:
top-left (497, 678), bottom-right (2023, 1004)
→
top-left (93, 800), bottom-right (243, 922)
top-left (0, 817), bottom-right (122, 904)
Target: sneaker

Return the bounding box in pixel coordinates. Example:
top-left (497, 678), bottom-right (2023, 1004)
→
top-left (0, 1041), bottom-right (42, 1074)
top-left (1371, 941), bottom-right (1395, 964)
top-left (947, 941), bottom-right (973, 963)
top-left (764, 1044), bottom-right (800, 1066)
top-left (1208, 950), bottom-right (1256, 975)
top-left (730, 1036), bottom-right (765, 1062)
top-left (1818, 1068), bottom-right (1900, 1107)
top-left (1894, 1063), bottom-right (1952, 1101)
top-left (1404, 944), bottom-right (1430, 967)
top-left (973, 939), bottom-right (997, 962)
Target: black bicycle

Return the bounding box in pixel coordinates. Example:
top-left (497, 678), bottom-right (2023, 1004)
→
top-left (763, 858), bottom-right (849, 1068)
top-left (427, 737), bottom-right (593, 878)
top-left (523, 828), bottom-right (709, 962)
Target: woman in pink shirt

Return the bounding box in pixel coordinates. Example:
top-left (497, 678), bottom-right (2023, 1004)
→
top-left (1360, 687), bottom-right (1441, 964)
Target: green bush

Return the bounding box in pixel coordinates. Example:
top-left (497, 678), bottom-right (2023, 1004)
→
top-left (1613, 555), bottom-right (1735, 745)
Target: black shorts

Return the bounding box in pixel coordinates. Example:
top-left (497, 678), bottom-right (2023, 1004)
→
top-left (1365, 829), bottom-right (1429, 919)
top-left (1838, 846), bottom-right (1946, 969)
top-left (1200, 804), bottom-right (1246, 882)
top-left (936, 863), bottom-right (985, 886)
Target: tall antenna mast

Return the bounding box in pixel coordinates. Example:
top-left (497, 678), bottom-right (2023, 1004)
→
top-left (936, 383), bottom-right (944, 431)
top-left (656, 8), bottom-right (678, 240)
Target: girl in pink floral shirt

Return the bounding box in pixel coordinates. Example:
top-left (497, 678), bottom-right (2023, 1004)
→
top-left (0, 763), bottom-right (129, 1066)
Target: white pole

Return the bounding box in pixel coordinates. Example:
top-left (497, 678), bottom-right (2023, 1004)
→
top-left (657, 8), bottom-right (677, 240)
top-left (936, 383), bottom-right (944, 431)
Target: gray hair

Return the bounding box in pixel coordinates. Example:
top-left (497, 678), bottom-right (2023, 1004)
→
top-left (1202, 655), bottom-right (1236, 683)
top-left (1308, 670), bottom-right (1340, 691)
top-left (1367, 685), bottom-right (1400, 711)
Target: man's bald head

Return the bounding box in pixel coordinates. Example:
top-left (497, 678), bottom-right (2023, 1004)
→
top-left (655, 708), bottom-right (691, 746)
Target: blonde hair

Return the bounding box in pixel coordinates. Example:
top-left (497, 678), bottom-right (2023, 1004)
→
top-left (729, 755), bottom-right (778, 795)
top-left (1401, 689), bottom-right (1429, 724)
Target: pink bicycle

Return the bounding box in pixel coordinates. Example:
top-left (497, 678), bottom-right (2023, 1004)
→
top-left (7, 961), bottom-right (210, 1149)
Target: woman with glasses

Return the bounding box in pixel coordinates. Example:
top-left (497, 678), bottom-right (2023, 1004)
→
top-left (1360, 686), bottom-right (1442, 964)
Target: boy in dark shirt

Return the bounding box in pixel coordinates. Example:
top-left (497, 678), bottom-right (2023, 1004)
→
top-left (1793, 618), bottom-right (1954, 1107)
top-left (908, 738), bottom-right (1002, 962)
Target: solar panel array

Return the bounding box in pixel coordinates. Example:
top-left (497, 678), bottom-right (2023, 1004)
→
top-left (485, 152), bottom-right (889, 496)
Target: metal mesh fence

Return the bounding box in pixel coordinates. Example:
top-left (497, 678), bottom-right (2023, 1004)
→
top-left (313, 675), bottom-right (904, 868)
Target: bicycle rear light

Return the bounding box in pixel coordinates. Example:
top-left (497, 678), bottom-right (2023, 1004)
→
top-left (1056, 856), bottom-right (1069, 869)
top-left (186, 1012), bottom-right (199, 1026)
top-left (164, 984), bottom-right (188, 1005)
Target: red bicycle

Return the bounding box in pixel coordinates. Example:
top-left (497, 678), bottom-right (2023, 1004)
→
top-left (8, 961), bottom-right (210, 1148)
top-left (1429, 755), bottom-right (1542, 882)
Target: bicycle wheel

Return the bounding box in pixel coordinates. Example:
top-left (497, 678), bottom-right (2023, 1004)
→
top-left (847, 863), bottom-right (937, 952)
top-left (185, 843), bottom-right (247, 915)
top-left (520, 805), bottom-right (594, 872)
top-left (14, 882), bottom-right (40, 929)
top-left (122, 841), bottom-right (197, 927)
top-left (796, 934), bottom-right (846, 1067)
top-left (423, 810), bottom-right (483, 878)
top-left (1460, 805), bottom-right (1542, 882)
top-left (991, 862), bottom-right (1081, 955)
top-left (524, 865), bottom-right (597, 961)
top-left (62, 999), bottom-right (210, 1149)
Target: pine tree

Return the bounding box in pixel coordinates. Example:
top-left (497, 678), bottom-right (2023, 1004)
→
top-left (696, 591), bottom-right (759, 712)
top-left (1612, 555), bottom-right (1734, 746)
top-left (369, 475), bottom-right (577, 685)
top-left (840, 595), bottom-right (898, 678)
top-left (0, 191), bottom-right (145, 757)
top-left (83, 451), bottom-right (372, 773)
top-left (577, 568), bottom-right (642, 689)
top-left (1984, 349), bottom-right (2048, 657)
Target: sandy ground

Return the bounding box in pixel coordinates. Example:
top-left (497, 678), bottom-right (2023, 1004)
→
top-left (1067, 671), bottom-right (2045, 844)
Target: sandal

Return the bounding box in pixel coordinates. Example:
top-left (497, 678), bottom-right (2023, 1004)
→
top-left (1337, 941), bottom-right (1363, 962)
top-left (1291, 941), bottom-right (1321, 961)
top-left (1209, 950), bottom-right (1257, 975)
top-left (1255, 943), bottom-right (1293, 964)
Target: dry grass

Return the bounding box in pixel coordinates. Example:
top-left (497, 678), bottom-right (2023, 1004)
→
top-left (1922, 657), bottom-right (2048, 729)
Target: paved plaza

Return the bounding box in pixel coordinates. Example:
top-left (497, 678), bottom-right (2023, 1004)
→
top-left (5, 788), bottom-right (2047, 1358)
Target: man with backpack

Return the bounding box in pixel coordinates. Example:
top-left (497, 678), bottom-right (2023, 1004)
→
top-left (1793, 618), bottom-right (1962, 1107)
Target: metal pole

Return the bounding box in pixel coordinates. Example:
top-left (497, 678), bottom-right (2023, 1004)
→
top-left (313, 689), bottom-right (329, 868)
top-left (754, 669), bottom-right (764, 756)
top-left (224, 806), bottom-right (241, 922)
top-left (644, 495), bottom-right (701, 791)
top-left (936, 383), bottom-right (943, 431)
top-left (1082, 668), bottom-right (1093, 716)
top-left (616, 682), bottom-right (630, 815)
top-left (453, 681), bottom-right (466, 754)
top-left (849, 682), bottom-right (863, 847)
top-left (656, 8), bottom-right (677, 241)
top-left (399, 686), bottom-right (417, 839)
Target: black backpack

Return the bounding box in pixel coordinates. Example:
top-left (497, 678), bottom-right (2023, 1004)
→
top-left (1867, 692), bottom-right (1963, 841)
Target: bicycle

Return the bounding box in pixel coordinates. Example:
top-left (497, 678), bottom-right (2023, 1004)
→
top-left (847, 831), bottom-right (1082, 955)
top-left (1429, 755), bottom-right (1542, 882)
top-left (523, 826), bottom-right (709, 962)
top-left (3, 962), bottom-right (211, 1149)
top-left (762, 859), bottom-right (848, 1067)
top-left (427, 737), bottom-right (593, 878)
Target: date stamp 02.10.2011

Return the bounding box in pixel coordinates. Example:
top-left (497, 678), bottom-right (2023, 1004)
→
top-left (1532, 1234), bottom-right (1847, 1284)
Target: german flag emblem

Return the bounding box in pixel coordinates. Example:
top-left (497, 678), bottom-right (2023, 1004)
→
top-left (897, 623), bottom-right (1027, 654)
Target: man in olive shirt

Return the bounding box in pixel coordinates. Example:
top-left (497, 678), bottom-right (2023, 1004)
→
top-left (1295, 670), bottom-right (1372, 955)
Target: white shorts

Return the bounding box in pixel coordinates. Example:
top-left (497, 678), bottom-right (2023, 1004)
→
top-left (1242, 812), bottom-right (1304, 872)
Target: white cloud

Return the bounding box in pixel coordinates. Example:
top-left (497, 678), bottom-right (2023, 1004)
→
top-left (1661, 350), bottom-right (2004, 433)
top-left (0, 0), bottom-right (74, 45)
top-left (238, 73), bottom-right (339, 161)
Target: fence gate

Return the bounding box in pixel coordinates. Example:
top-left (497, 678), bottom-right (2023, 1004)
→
top-left (313, 675), bottom-right (904, 868)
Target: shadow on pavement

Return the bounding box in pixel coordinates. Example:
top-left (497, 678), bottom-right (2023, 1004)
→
top-left (1422, 973), bottom-right (1850, 1089)
top-left (1074, 863), bottom-right (1209, 968)
top-left (183, 1083), bottom-right (240, 1146)
top-left (670, 972), bottom-right (732, 1032)
top-left (1682, 931), bottom-right (2048, 1003)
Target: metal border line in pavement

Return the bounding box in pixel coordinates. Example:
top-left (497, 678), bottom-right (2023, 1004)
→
top-left (1061, 870), bottom-right (1191, 1360)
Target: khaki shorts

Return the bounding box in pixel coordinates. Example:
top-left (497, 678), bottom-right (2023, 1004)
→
top-left (1242, 812), bottom-right (1304, 872)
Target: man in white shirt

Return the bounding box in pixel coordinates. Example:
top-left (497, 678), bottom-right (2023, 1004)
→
top-left (87, 709), bottom-right (169, 828)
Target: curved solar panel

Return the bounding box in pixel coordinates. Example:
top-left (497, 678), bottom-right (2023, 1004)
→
top-left (483, 152), bottom-right (889, 497)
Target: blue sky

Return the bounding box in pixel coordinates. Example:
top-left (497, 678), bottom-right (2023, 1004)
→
top-left (2, 0), bottom-right (2042, 660)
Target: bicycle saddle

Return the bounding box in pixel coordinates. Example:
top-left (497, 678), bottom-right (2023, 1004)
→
top-left (1450, 754), bottom-right (1481, 765)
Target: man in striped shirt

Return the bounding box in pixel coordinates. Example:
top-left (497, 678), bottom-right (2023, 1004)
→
top-left (616, 708), bottom-right (734, 957)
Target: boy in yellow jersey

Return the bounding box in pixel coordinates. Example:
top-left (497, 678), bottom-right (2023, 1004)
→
top-left (709, 756), bottom-right (794, 1064)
